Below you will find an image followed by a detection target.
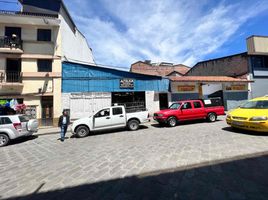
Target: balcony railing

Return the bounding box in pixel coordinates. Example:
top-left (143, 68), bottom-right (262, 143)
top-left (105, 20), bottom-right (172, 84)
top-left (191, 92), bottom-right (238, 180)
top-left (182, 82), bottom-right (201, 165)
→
top-left (0, 36), bottom-right (23, 49)
top-left (0, 72), bottom-right (22, 83)
top-left (0, 10), bottom-right (58, 18)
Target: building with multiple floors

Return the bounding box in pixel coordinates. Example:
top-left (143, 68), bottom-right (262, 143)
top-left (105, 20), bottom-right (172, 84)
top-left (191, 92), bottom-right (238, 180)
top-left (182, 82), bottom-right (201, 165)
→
top-left (187, 35), bottom-right (268, 100)
top-left (0, 0), bottom-right (94, 126)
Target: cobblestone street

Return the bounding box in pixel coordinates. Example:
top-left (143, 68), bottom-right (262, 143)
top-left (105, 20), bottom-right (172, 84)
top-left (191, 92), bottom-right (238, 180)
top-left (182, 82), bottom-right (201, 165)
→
top-left (1, 116), bottom-right (268, 200)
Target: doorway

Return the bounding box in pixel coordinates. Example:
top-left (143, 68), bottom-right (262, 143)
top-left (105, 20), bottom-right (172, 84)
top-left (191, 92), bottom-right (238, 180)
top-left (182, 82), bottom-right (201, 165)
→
top-left (112, 92), bottom-right (146, 112)
top-left (41, 96), bottom-right (53, 126)
top-left (159, 93), bottom-right (169, 110)
top-left (6, 59), bottom-right (21, 82)
top-left (5, 27), bottom-right (21, 38)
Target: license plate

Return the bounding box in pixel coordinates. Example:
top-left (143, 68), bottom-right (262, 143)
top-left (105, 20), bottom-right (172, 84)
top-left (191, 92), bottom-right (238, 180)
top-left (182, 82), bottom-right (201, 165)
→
top-left (232, 121), bottom-right (244, 126)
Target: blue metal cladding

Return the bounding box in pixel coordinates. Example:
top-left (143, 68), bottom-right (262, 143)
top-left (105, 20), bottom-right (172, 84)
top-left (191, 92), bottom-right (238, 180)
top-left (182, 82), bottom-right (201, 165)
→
top-left (62, 62), bottom-right (169, 92)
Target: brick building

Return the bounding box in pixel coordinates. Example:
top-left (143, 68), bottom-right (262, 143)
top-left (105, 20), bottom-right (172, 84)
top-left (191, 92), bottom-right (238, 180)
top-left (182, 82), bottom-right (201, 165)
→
top-left (130, 60), bottom-right (190, 77)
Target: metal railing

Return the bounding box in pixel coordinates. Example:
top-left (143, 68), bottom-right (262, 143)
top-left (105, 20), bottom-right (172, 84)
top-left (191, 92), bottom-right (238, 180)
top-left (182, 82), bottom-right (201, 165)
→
top-left (0, 72), bottom-right (22, 83)
top-left (0, 36), bottom-right (23, 49)
top-left (0, 10), bottom-right (58, 18)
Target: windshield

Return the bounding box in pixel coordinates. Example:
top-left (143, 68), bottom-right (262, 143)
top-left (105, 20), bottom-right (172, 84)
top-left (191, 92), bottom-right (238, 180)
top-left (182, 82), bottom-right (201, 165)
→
top-left (240, 100), bottom-right (268, 109)
top-left (169, 103), bottom-right (181, 109)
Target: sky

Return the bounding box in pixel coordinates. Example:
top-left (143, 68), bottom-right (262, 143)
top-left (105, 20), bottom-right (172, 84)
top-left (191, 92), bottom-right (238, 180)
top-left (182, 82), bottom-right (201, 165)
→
top-left (1, 0), bottom-right (268, 68)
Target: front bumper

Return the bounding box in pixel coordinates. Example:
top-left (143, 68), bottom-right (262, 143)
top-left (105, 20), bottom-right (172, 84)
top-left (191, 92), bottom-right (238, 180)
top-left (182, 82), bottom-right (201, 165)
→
top-left (226, 118), bottom-right (268, 132)
top-left (153, 116), bottom-right (168, 123)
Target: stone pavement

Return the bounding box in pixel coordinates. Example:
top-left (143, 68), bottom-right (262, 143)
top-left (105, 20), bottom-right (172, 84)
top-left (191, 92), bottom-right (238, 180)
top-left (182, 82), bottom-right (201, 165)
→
top-left (1, 116), bottom-right (268, 200)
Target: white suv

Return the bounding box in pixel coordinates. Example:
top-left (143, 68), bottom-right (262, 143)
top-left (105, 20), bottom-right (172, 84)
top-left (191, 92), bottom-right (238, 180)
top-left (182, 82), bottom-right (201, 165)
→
top-left (0, 115), bottom-right (39, 147)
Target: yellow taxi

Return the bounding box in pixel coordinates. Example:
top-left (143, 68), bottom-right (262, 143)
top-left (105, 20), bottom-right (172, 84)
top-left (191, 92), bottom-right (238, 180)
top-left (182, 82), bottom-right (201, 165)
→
top-left (226, 96), bottom-right (268, 132)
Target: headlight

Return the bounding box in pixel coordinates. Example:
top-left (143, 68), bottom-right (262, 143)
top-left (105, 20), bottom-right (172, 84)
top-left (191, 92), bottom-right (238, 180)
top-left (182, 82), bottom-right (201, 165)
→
top-left (249, 116), bottom-right (268, 121)
top-left (226, 114), bottom-right (231, 119)
top-left (158, 114), bottom-right (164, 117)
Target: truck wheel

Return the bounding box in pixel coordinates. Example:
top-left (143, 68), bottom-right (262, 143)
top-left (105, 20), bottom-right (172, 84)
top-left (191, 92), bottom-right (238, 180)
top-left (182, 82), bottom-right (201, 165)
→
top-left (76, 126), bottom-right (90, 138)
top-left (167, 117), bottom-right (177, 127)
top-left (0, 134), bottom-right (10, 147)
top-left (208, 113), bottom-right (217, 122)
top-left (128, 120), bottom-right (139, 131)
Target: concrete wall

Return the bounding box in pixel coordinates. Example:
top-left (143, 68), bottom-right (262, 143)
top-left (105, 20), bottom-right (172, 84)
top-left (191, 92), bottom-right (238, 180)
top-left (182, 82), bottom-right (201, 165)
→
top-left (223, 92), bottom-right (248, 110)
top-left (145, 91), bottom-right (160, 115)
top-left (250, 78), bottom-right (268, 98)
top-left (59, 7), bottom-right (94, 64)
top-left (202, 83), bottom-right (223, 98)
top-left (247, 36), bottom-right (268, 54)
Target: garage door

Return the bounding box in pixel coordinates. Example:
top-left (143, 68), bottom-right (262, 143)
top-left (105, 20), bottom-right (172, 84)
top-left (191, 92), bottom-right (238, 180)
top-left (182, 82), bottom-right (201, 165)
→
top-left (70, 92), bottom-right (111, 119)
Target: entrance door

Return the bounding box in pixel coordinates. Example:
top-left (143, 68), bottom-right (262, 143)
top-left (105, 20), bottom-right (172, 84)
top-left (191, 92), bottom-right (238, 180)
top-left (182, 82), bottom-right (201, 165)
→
top-left (6, 59), bottom-right (21, 82)
top-left (159, 93), bottom-right (168, 110)
top-left (41, 96), bottom-right (53, 126)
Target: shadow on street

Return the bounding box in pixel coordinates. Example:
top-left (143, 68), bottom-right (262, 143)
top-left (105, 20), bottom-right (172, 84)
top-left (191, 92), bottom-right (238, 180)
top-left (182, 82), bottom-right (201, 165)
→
top-left (222, 127), bottom-right (268, 136)
top-left (3, 152), bottom-right (268, 200)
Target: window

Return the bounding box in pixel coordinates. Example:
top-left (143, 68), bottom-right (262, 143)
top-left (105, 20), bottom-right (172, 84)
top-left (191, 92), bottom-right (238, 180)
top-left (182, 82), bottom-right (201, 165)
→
top-left (19, 115), bottom-right (30, 122)
top-left (38, 60), bottom-right (52, 72)
top-left (181, 102), bottom-right (192, 109)
top-left (0, 117), bottom-right (12, 125)
top-left (240, 100), bottom-right (268, 109)
top-left (169, 103), bottom-right (181, 109)
top-left (95, 108), bottom-right (110, 118)
top-left (113, 107), bottom-right (123, 115)
top-left (193, 101), bottom-right (202, 108)
top-left (252, 56), bottom-right (268, 69)
top-left (37, 29), bottom-right (51, 41)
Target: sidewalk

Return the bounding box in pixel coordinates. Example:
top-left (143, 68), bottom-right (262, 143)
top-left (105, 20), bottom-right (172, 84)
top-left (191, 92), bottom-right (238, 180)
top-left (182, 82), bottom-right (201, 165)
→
top-left (36, 127), bottom-right (71, 136)
top-left (36, 118), bottom-right (155, 136)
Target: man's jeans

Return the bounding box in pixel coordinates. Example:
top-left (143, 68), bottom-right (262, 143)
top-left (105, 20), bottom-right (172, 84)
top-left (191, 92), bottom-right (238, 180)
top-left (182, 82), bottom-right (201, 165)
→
top-left (61, 125), bottom-right (68, 140)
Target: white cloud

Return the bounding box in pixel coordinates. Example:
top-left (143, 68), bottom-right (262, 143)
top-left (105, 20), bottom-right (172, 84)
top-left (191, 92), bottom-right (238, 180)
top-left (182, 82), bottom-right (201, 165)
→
top-left (66, 0), bottom-right (268, 68)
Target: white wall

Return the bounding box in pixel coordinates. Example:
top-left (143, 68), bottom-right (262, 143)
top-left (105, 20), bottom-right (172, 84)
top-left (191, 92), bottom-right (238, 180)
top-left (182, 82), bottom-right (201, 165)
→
top-left (202, 83), bottom-right (222, 96)
top-left (145, 91), bottom-right (160, 115)
top-left (59, 7), bottom-right (94, 64)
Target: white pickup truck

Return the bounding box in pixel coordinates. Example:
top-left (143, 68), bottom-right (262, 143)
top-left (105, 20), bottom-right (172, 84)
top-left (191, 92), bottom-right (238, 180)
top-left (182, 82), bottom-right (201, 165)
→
top-left (71, 106), bottom-right (149, 137)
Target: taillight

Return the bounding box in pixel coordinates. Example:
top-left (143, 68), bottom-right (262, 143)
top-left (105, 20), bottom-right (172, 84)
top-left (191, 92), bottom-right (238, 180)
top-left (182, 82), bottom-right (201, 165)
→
top-left (13, 123), bottom-right (22, 130)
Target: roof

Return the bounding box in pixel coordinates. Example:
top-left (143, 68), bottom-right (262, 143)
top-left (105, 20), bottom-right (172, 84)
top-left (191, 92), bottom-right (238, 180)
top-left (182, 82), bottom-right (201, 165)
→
top-left (169, 76), bottom-right (253, 83)
top-left (0, 10), bottom-right (58, 18)
top-left (131, 62), bottom-right (190, 77)
top-left (63, 61), bottom-right (168, 79)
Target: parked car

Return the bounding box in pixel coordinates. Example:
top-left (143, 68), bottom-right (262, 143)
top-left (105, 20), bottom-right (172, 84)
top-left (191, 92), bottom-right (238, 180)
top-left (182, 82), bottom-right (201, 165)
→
top-left (71, 106), bottom-right (149, 138)
top-left (226, 95), bottom-right (268, 132)
top-left (153, 99), bottom-right (225, 127)
top-left (0, 115), bottom-right (39, 147)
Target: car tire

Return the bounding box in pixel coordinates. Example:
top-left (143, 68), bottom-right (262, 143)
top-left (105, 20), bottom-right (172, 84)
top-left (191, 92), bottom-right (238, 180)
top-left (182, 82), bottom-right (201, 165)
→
top-left (0, 134), bottom-right (10, 147)
top-left (167, 117), bottom-right (177, 127)
top-left (76, 126), bottom-right (90, 138)
top-left (207, 113), bottom-right (217, 122)
top-left (128, 120), bottom-right (140, 131)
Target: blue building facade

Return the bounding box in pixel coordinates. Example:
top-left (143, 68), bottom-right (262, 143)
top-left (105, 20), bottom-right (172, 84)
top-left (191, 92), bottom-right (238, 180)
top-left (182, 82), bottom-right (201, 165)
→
top-left (62, 61), bottom-right (169, 93)
top-left (61, 61), bottom-right (170, 119)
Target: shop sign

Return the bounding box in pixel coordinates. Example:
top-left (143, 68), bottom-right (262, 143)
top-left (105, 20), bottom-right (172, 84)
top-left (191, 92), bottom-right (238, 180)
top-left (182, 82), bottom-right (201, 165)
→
top-left (120, 79), bottom-right (134, 89)
top-left (177, 85), bottom-right (195, 92)
top-left (226, 84), bottom-right (246, 91)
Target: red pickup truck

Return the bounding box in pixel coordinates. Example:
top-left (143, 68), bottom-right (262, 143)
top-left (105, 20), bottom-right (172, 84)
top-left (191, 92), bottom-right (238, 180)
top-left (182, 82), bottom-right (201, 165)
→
top-left (153, 99), bottom-right (225, 127)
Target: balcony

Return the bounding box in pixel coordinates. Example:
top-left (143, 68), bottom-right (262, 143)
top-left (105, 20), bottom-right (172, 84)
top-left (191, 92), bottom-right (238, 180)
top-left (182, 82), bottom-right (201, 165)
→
top-left (0, 36), bottom-right (22, 50)
top-left (0, 72), bottom-right (23, 85)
